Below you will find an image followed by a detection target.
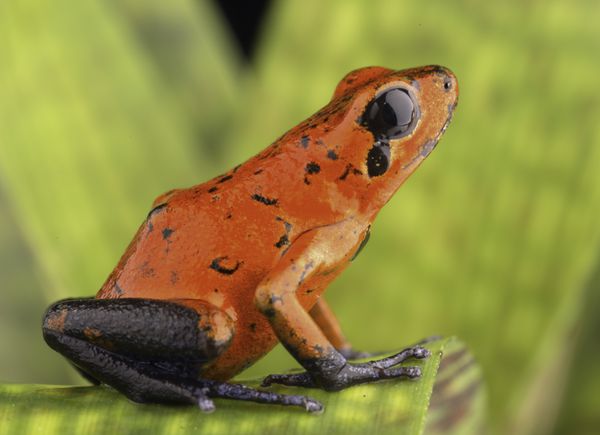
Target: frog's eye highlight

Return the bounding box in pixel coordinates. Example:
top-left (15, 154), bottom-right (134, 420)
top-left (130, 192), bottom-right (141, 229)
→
top-left (362, 88), bottom-right (418, 139)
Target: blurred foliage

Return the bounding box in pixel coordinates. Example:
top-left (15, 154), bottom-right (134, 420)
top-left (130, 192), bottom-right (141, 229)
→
top-left (553, 254), bottom-right (600, 434)
top-left (0, 0), bottom-right (599, 434)
top-left (0, 338), bottom-right (485, 435)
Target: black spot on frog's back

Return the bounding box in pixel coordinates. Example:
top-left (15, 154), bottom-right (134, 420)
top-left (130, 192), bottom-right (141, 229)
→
top-left (147, 203), bottom-right (168, 220)
top-left (114, 282), bottom-right (125, 296)
top-left (305, 162), bottom-right (320, 174)
top-left (162, 228), bottom-right (174, 240)
top-left (140, 261), bottom-right (156, 278)
top-left (251, 194), bottom-right (278, 206)
top-left (274, 234), bottom-right (289, 248)
top-left (209, 256), bottom-right (242, 275)
top-left (275, 216), bottom-right (293, 233)
top-left (338, 163), bottom-right (362, 181)
top-left (146, 203), bottom-right (168, 233)
top-left (300, 135), bottom-right (310, 148)
top-left (304, 162), bottom-right (321, 185)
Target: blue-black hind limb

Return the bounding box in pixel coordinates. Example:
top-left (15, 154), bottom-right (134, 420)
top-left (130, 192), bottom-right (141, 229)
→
top-left (42, 297), bottom-right (322, 412)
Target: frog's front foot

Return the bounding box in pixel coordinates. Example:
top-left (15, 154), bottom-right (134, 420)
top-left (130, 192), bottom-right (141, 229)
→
top-left (262, 372), bottom-right (317, 388)
top-left (262, 345), bottom-right (429, 391)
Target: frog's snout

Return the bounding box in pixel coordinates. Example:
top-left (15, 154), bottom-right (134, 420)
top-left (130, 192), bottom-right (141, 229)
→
top-left (435, 66), bottom-right (457, 90)
top-left (434, 65), bottom-right (459, 105)
top-left (426, 65), bottom-right (459, 128)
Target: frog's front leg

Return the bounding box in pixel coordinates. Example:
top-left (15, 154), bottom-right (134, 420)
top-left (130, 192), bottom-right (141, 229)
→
top-left (255, 221), bottom-right (429, 391)
top-left (42, 298), bottom-right (322, 412)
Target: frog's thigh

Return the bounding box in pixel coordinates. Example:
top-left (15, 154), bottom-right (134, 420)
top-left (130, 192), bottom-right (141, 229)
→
top-left (43, 298), bottom-right (326, 411)
top-left (43, 298), bottom-right (234, 380)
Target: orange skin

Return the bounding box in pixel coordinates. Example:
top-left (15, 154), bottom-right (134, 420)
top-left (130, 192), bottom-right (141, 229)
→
top-left (96, 65), bottom-right (459, 381)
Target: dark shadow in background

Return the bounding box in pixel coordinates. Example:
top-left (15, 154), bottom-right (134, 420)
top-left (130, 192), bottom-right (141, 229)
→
top-left (215, 0), bottom-right (272, 59)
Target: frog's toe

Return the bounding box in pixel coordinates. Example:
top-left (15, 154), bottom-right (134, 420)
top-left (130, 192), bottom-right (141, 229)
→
top-left (203, 380), bottom-right (322, 411)
top-left (365, 345), bottom-right (430, 370)
top-left (378, 365), bottom-right (422, 379)
top-left (304, 397), bottom-right (324, 414)
top-left (198, 396), bottom-right (216, 413)
top-left (196, 388), bottom-right (216, 413)
top-left (261, 372), bottom-right (316, 388)
top-left (412, 346), bottom-right (430, 359)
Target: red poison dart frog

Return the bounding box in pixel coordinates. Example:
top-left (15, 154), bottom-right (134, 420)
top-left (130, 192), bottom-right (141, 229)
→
top-left (43, 65), bottom-right (458, 413)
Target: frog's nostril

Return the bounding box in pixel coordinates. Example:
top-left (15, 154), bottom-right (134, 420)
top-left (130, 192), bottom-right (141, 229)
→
top-left (427, 65), bottom-right (457, 93)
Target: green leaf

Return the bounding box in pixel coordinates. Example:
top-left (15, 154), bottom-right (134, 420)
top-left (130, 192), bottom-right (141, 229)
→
top-left (552, 253), bottom-right (600, 435)
top-left (105, 0), bottom-right (243, 160)
top-left (0, 338), bottom-right (485, 435)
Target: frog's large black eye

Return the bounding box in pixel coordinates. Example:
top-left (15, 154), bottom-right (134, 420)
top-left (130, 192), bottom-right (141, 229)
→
top-left (362, 88), bottom-right (418, 139)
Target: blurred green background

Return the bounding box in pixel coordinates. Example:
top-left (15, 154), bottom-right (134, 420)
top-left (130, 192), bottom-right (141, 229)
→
top-left (0, 0), bottom-right (599, 434)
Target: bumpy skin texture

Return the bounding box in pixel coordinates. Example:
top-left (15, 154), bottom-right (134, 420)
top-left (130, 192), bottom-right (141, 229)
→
top-left (43, 65), bottom-right (458, 412)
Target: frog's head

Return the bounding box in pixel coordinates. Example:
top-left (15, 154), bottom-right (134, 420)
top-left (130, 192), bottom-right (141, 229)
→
top-left (325, 65), bottom-right (458, 213)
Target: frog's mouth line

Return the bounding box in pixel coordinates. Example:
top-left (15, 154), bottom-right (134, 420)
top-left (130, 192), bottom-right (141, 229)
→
top-left (435, 101), bottom-right (458, 142)
top-left (428, 102), bottom-right (457, 150)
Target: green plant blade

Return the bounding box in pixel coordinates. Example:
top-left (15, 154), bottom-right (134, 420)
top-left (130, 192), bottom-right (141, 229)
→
top-left (552, 252), bottom-right (600, 435)
top-left (0, 338), bottom-right (485, 435)
top-left (106, 0), bottom-right (242, 160)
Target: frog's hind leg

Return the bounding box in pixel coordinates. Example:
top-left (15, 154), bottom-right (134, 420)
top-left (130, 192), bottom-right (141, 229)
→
top-left (42, 298), bottom-right (322, 412)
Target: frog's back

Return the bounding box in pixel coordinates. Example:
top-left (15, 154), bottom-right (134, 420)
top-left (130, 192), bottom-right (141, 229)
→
top-left (97, 108), bottom-right (357, 307)
top-left (95, 142), bottom-right (342, 304)
top-left (97, 175), bottom-right (290, 307)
